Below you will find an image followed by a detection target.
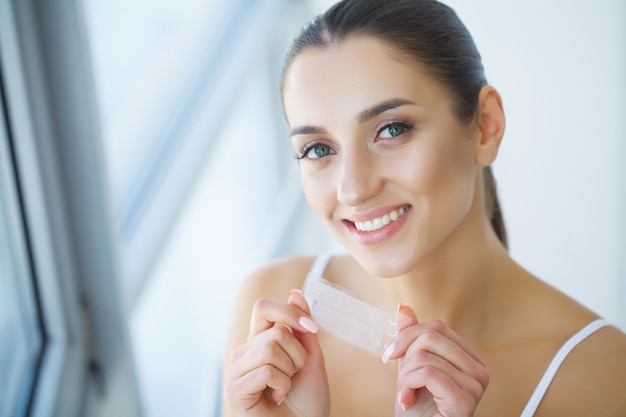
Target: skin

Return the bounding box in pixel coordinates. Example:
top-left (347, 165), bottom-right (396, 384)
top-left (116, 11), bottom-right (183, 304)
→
top-left (222, 36), bottom-right (626, 417)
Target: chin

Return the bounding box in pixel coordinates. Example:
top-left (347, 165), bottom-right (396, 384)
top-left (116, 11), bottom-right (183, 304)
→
top-left (353, 249), bottom-right (417, 279)
top-left (329, 228), bottom-right (421, 278)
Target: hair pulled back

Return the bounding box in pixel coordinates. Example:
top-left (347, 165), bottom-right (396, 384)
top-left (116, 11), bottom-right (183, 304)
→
top-left (283, 0), bottom-right (507, 248)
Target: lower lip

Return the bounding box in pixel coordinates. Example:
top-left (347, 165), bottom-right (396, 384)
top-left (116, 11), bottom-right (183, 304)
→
top-left (344, 207), bottom-right (411, 246)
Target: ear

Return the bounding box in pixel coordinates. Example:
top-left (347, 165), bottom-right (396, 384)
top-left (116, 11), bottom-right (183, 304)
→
top-left (475, 85), bottom-right (505, 166)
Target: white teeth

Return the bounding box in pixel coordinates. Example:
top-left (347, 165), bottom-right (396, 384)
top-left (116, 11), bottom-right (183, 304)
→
top-left (354, 207), bottom-right (408, 232)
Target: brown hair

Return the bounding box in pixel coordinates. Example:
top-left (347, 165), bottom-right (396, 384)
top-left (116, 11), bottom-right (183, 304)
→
top-left (282, 0), bottom-right (507, 248)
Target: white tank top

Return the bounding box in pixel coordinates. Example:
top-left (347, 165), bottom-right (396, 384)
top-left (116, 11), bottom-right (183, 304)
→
top-left (306, 253), bottom-right (611, 416)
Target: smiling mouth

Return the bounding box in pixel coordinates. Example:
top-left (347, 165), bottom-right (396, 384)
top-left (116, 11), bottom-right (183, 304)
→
top-left (353, 205), bottom-right (410, 232)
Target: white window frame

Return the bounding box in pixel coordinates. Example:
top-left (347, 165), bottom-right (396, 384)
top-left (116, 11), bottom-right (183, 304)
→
top-left (1, 0), bottom-right (142, 415)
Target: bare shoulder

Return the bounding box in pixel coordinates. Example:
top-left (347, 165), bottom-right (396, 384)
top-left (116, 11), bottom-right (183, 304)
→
top-left (223, 255), bottom-right (316, 352)
top-left (538, 322), bottom-right (626, 416)
top-left (234, 255), bottom-right (316, 305)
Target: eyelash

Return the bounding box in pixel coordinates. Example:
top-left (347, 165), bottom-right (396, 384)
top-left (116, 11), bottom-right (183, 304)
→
top-left (295, 142), bottom-right (334, 160)
top-left (294, 120), bottom-right (415, 161)
top-left (375, 120), bottom-right (415, 140)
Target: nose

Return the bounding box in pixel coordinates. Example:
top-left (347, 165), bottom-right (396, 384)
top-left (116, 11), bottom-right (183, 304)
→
top-left (336, 149), bottom-right (383, 207)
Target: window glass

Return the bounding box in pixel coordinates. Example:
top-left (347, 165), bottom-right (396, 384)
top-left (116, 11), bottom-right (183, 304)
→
top-left (84, 0), bottom-right (228, 209)
top-left (82, 0), bottom-right (274, 302)
top-left (0, 93), bottom-right (43, 417)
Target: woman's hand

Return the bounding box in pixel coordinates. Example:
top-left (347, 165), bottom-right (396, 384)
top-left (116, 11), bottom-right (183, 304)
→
top-left (383, 305), bottom-right (489, 417)
top-left (224, 289), bottom-right (330, 417)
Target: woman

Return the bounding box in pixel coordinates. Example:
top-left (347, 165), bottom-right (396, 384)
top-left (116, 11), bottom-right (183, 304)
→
top-left (222, 0), bottom-right (626, 416)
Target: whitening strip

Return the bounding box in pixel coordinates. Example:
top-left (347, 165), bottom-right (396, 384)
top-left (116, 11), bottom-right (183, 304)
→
top-left (303, 273), bottom-right (425, 416)
top-left (302, 274), bottom-right (397, 357)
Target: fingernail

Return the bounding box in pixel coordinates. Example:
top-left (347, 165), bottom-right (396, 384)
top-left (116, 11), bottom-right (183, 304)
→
top-left (398, 391), bottom-right (407, 411)
top-left (277, 395), bottom-right (286, 405)
top-left (298, 316), bottom-right (319, 333)
top-left (396, 303), bottom-right (413, 330)
top-left (290, 289), bottom-right (304, 298)
top-left (382, 343), bottom-right (395, 363)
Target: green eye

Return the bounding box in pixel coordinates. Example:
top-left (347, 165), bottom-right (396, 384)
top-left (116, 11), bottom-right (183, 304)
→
top-left (388, 124), bottom-right (405, 136)
top-left (381, 123), bottom-right (406, 138)
top-left (306, 144), bottom-right (331, 159)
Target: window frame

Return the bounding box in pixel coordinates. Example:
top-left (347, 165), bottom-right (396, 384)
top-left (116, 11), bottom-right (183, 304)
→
top-left (0, 55), bottom-right (45, 417)
top-left (1, 0), bottom-right (142, 415)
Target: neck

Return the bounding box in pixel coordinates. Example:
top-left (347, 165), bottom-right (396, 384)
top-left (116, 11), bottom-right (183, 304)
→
top-left (382, 211), bottom-right (512, 345)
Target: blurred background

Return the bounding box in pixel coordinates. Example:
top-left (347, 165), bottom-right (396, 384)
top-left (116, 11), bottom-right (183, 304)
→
top-left (0, 0), bottom-right (624, 416)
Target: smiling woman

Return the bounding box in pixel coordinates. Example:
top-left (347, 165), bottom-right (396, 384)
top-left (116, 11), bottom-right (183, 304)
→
top-left (284, 36), bottom-right (497, 274)
top-left (222, 1), bottom-right (626, 417)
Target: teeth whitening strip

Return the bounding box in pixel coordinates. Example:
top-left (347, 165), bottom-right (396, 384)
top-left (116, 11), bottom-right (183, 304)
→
top-left (303, 273), bottom-right (423, 416)
top-left (302, 274), bottom-right (397, 357)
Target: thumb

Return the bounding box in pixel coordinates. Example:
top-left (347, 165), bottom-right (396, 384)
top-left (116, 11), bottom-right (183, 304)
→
top-left (382, 303), bottom-right (418, 363)
top-left (395, 304), bottom-right (422, 414)
top-left (396, 303), bottom-right (418, 332)
top-left (288, 290), bottom-right (325, 366)
top-left (288, 289), bottom-right (312, 316)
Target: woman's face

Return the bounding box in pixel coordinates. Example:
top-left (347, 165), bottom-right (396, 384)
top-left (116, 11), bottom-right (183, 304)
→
top-left (283, 36), bottom-right (483, 277)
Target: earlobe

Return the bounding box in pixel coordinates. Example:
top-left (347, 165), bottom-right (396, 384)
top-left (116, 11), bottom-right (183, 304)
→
top-left (475, 85), bottom-right (505, 167)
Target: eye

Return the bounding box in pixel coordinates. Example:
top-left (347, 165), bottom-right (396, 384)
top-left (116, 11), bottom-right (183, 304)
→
top-left (299, 143), bottom-right (333, 160)
top-left (378, 122), bottom-right (412, 139)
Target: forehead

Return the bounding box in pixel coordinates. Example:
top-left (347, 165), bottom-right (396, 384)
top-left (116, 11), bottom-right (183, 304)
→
top-left (282, 36), bottom-right (447, 125)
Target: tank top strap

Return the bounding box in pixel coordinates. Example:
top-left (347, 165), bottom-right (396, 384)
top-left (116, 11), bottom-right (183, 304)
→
top-left (303, 253), bottom-right (333, 293)
top-left (519, 318), bottom-right (612, 416)
top-left (307, 252), bottom-right (333, 278)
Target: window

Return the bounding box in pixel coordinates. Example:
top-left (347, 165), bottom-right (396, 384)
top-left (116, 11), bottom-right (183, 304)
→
top-left (0, 72), bottom-right (44, 417)
top-left (1, 0), bottom-right (140, 415)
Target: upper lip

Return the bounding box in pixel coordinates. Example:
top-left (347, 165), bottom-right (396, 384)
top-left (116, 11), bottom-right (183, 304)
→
top-left (343, 204), bottom-right (411, 223)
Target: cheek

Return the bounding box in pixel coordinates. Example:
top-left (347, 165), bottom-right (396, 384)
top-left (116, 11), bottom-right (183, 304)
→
top-left (391, 137), bottom-right (476, 215)
top-left (300, 166), bottom-right (337, 220)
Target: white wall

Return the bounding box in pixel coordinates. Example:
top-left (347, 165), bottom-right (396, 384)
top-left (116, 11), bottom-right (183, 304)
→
top-left (443, 0), bottom-right (626, 329)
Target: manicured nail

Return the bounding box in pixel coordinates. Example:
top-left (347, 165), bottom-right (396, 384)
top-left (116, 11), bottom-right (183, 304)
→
top-left (382, 343), bottom-right (395, 363)
top-left (298, 316), bottom-right (319, 333)
top-left (396, 303), bottom-right (413, 331)
top-left (290, 289), bottom-right (304, 298)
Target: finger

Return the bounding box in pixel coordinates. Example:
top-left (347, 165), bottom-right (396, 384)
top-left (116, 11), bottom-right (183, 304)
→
top-left (224, 363), bottom-right (292, 410)
top-left (388, 321), bottom-right (487, 382)
top-left (420, 320), bottom-right (486, 366)
top-left (382, 303), bottom-right (418, 363)
top-left (248, 298), bottom-right (319, 339)
top-left (396, 303), bottom-right (418, 332)
top-left (288, 289), bottom-right (311, 315)
top-left (403, 324), bottom-right (489, 390)
top-left (288, 290), bottom-right (326, 368)
top-left (396, 320), bottom-right (485, 366)
top-left (397, 348), bottom-right (486, 404)
top-left (398, 365), bottom-right (479, 414)
top-left (229, 325), bottom-right (308, 380)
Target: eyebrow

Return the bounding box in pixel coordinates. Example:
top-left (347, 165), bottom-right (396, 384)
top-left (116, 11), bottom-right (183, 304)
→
top-left (357, 98), bottom-right (416, 123)
top-left (290, 125), bottom-right (328, 137)
top-left (289, 98), bottom-right (415, 137)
